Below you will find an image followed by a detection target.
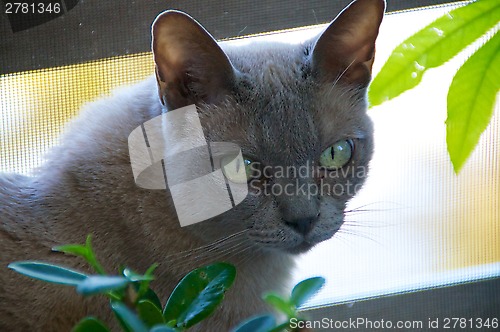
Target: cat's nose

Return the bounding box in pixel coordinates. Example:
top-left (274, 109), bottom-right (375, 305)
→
top-left (285, 216), bottom-right (318, 236)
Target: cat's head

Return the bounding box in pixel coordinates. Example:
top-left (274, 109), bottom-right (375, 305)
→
top-left (152, 0), bottom-right (385, 253)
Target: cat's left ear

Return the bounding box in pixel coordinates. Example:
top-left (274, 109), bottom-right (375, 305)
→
top-left (151, 10), bottom-right (236, 109)
top-left (311, 0), bottom-right (385, 86)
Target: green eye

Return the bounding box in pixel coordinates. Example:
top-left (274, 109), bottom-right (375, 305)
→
top-left (319, 139), bottom-right (354, 170)
top-left (221, 156), bottom-right (255, 184)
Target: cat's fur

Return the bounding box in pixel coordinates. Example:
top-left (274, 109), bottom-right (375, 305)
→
top-left (0, 0), bottom-right (385, 330)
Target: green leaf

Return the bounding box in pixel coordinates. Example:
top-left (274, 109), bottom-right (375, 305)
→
top-left (76, 276), bottom-right (129, 296)
top-left (138, 263), bottom-right (158, 299)
top-left (138, 288), bottom-right (163, 311)
top-left (268, 322), bottom-right (293, 332)
top-left (290, 277), bottom-right (325, 307)
top-left (111, 301), bottom-right (148, 332)
top-left (165, 319), bottom-right (177, 328)
top-left (123, 268), bottom-right (155, 282)
top-left (150, 325), bottom-right (178, 332)
top-left (231, 314), bottom-right (276, 332)
top-left (369, 0), bottom-right (500, 106)
top-left (137, 299), bottom-right (165, 327)
top-left (8, 261), bottom-right (87, 286)
top-left (53, 235), bottom-right (106, 274)
top-left (446, 31), bottom-right (500, 172)
top-left (71, 317), bottom-right (110, 332)
top-left (53, 244), bottom-right (88, 257)
top-left (263, 293), bottom-right (295, 318)
top-left (163, 262), bottom-right (236, 329)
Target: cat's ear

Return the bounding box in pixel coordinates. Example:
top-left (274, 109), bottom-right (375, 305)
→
top-left (152, 10), bottom-right (236, 109)
top-left (311, 0), bottom-right (385, 86)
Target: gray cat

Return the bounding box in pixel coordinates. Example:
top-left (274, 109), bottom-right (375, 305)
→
top-left (0, 0), bottom-right (385, 330)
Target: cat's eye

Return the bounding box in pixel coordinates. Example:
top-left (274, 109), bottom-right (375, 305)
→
top-left (319, 139), bottom-right (354, 170)
top-left (221, 156), bottom-right (257, 184)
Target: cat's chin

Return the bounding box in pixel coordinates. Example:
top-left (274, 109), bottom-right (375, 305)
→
top-left (285, 241), bottom-right (314, 254)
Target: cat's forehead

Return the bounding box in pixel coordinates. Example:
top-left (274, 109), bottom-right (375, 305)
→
top-left (222, 40), bottom-right (305, 65)
top-left (223, 41), bottom-right (309, 88)
top-left (199, 41), bottom-right (372, 166)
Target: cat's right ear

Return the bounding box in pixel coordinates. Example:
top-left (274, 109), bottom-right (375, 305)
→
top-left (311, 0), bottom-right (385, 87)
top-left (152, 11), bottom-right (236, 109)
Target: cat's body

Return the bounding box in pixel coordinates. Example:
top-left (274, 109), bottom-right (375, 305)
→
top-left (0, 0), bottom-right (385, 330)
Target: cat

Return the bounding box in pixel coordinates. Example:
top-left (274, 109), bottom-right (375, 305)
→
top-left (0, 0), bottom-right (385, 330)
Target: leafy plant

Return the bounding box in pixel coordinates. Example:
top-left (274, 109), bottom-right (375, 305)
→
top-left (8, 235), bottom-right (326, 332)
top-left (369, 0), bottom-right (500, 172)
top-left (8, 235), bottom-right (236, 332)
top-left (232, 277), bottom-right (325, 332)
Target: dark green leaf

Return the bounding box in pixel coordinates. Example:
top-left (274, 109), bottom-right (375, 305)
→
top-left (290, 277), bottom-right (325, 307)
top-left (163, 262), bottom-right (236, 329)
top-left (76, 276), bottom-right (129, 296)
top-left (263, 293), bottom-right (294, 318)
top-left (150, 325), bottom-right (178, 332)
top-left (139, 288), bottom-right (163, 310)
top-left (8, 261), bottom-right (87, 286)
top-left (137, 299), bottom-right (164, 327)
top-left (111, 301), bottom-right (148, 332)
top-left (71, 317), bottom-right (110, 332)
top-left (231, 314), bottom-right (276, 332)
top-left (369, 0), bottom-right (500, 106)
top-left (446, 31), bottom-right (500, 172)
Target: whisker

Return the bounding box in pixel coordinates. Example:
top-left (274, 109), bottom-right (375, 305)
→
top-left (164, 229), bottom-right (248, 260)
top-left (345, 208), bottom-right (404, 214)
top-left (217, 241), bottom-right (255, 264)
top-left (345, 201), bottom-right (409, 214)
top-left (337, 228), bottom-right (384, 247)
top-left (235, 246), bottom-right (263, 268)
top-left (168, 233), bottom-right (246, 264)
top-left (343, 219), bottom-right (397, 228)
top-left (332, 233), bottom-right (357, 251)
top-left (206, 238), bottom-right (253, 261)
top-left (167, 236), bottom-right (253, 271)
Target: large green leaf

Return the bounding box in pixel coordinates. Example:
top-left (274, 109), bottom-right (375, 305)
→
top-left (111, 301), bottom-right (149, 332)
top-left (71, 317), bottom-right (110, 332)
top-left (369, 0), bottom-right (500, 106)
top-left (163, 262), bottom-right (236, 329)
top-left (231, 314), bottom-right (276, 332)
top-left (76, 276), bottom-right (129, 296)
top-left (137, 299), bottom-right (165, 327)
top-left (446, 31), bottom-right (500, 172)
top-left (8, 261), bottom-right (87, 286)
top-left (290, 276), bottom-right (325, 308)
